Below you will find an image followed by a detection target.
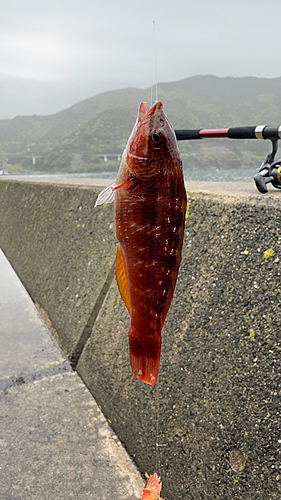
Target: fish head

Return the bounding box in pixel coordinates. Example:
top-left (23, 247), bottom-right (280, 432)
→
top-left (126, 101), bottom-right (180, 179)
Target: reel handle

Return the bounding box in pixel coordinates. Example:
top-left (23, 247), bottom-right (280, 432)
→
top-left (254, 173), bottom-right (274, 194)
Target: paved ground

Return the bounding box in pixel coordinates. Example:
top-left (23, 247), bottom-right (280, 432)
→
top-left (0, 249), bottom-right (143, 500)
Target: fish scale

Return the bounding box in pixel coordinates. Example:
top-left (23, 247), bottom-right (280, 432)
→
top-left (95, 101), bottom-right (187, 385)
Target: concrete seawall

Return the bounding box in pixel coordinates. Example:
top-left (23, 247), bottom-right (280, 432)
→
top-left (1, 178), bottom-right (281, 500)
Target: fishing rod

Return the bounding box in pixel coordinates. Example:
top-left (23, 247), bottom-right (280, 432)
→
top-left (174, 125), bottom-right (281, 194)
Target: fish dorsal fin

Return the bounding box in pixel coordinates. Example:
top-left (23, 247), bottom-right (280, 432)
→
top-left (115, 245), bottom-right (131, 315)
top-left (94, 182), bottom-right (116, 207)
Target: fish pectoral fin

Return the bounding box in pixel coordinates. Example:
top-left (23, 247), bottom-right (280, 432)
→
top-left (94, 182), bottom-right (116, 207)
top-left (115, 245), bottom-right (131, 315)
top-left (112, 178), bottom-right (134, 191)
top-left (95, 179), bottom-right (133, 207)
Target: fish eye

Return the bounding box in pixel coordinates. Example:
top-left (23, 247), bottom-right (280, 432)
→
top-left (152, 131), bottom-right (161, 143)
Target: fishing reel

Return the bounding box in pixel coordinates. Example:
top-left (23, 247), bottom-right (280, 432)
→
top-left (175, 124), bottom-right (281, 194)
top-left (254, 138), bottom-right (281, 193)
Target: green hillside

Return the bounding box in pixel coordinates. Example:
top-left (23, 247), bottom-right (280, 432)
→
top-left (1, 75), bottom-right (281, 173)
top-left (34, 108), bottom-right (137, 172)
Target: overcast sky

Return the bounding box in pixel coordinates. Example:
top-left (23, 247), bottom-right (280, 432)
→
top-left (1, 0), bottom-right (281, 117)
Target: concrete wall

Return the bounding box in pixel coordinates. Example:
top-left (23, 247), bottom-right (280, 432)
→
top-left (0, 180), bottom-right (117, 361)
top-left (1, 179), bottom-right (281, 500)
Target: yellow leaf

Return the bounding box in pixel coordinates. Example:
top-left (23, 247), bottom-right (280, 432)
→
top-left (264, 248), bottom-right (274, 260)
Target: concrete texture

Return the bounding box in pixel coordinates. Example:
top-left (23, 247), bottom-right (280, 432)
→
top-left (0, 373), bottom-right (143, 500)
top-left (0, 248), bottom-right (144, 499)
top-left (0, 180), bottom-right (117, 360)
top-left (77, 192), bottom-right (281, 500)
top-left (1, 178), bottom-right (281, 499)
top-left (0, 249), bottom-right (66, 381)
top-left (2, 174), bottom-right (276, 198)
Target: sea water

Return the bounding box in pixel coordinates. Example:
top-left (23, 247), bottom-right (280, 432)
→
top-left (8, 167), bottom-right (256, 183)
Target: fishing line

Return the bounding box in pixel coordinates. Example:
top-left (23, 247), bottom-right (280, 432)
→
top-left (155, 378), bottom-right (160, 474)
top-left (150, 19), bottom-right (159, 107)
top-left (155, 374), bottom-right (168, 479)
top-left (152, 18), bottom-right (162, 479)
top-left (153, 20), bottom-right (158, 102)
top-left (150, 62), bottom-right (154, 109)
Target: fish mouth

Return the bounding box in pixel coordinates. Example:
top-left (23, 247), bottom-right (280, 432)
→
top-left (147, 101), bottom-right (165, 131)
top-left (137, 101), bottom-right (163, 121)
top-left (147, 101), bottom-right (163, 116)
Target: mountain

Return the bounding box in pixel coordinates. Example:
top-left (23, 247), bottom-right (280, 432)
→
top-left (0, 87), bottom-right (147, 155)
top-left (0, 74), bottom-right (117, 119)
top-left (163, 75), bottom-right (281, 106)
top-left (1, 75), bottom-right (281, 173)
top-left (36, 108), bottom-right (137, 172)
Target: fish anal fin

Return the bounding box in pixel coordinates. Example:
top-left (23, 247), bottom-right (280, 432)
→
top-left (115, 245), bottom-right (131, 314)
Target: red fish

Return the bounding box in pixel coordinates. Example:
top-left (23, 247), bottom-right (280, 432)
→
top-left (95, 101), bottom-right (187, 385)
top-left (139, 474), bottom-right (164, 500)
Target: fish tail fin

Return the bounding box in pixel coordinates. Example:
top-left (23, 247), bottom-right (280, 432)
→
top-left (129, 329), bottom-right (161, 386)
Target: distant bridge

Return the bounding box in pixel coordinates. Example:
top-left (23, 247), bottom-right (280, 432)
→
top-left (97, 154), bottom-right (122, 162)
top-left (1, 152), bottom-right (122, 164)
top-left (1, 152), bottom-right (42, 165)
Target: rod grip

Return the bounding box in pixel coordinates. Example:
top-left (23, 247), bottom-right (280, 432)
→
top-left (175, 126), bottom-right (281, 140)
top-left (175, 129), bottom-right (201, 140)
top-left (227, 127), bottom-right (256, 139)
